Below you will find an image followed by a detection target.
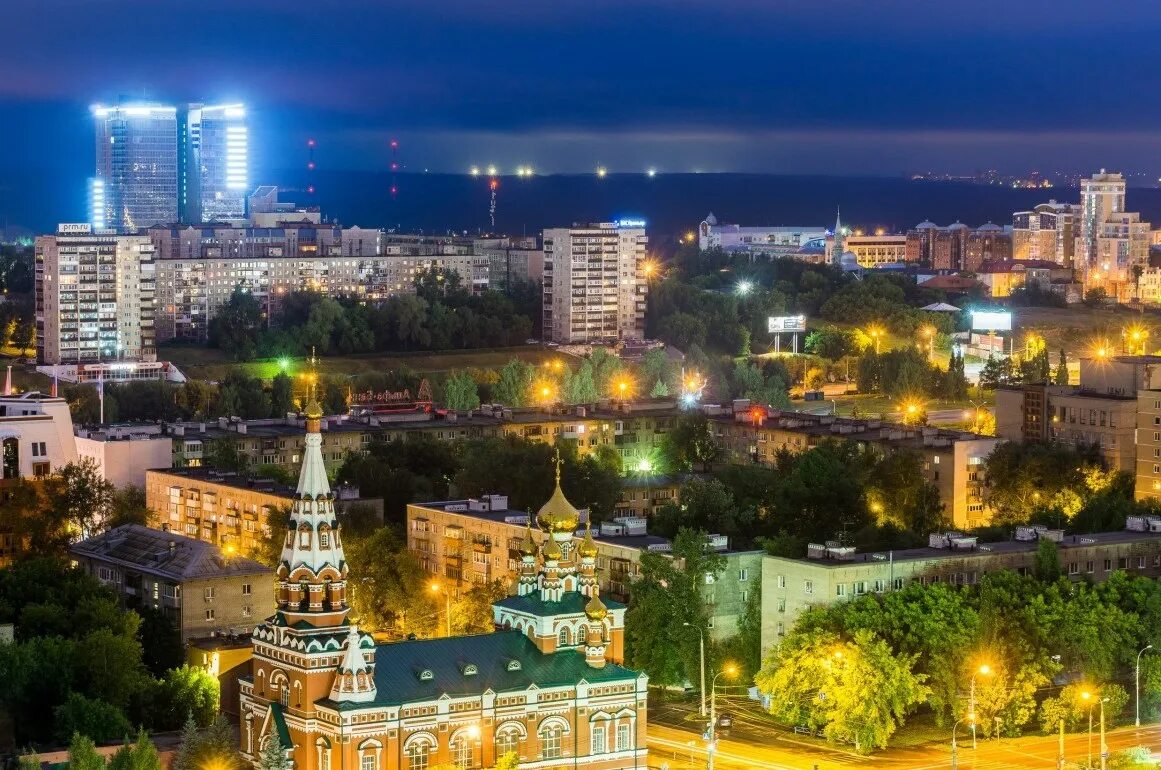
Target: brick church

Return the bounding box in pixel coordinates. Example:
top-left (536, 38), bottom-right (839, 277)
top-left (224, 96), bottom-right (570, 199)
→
top-left (239, 396), bottom-right (648, 770)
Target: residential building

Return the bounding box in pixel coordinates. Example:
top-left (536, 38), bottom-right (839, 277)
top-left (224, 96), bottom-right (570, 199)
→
top-left (905, 221), bottom-right (1012, 271)
top-left (1012, 201), bottom-right (1080, 266)
top-left (996, 384), bottom-right (1137, 472)
top-left (75, 424), bottom-right (174, 488)
top-left (542, 222), bottom-right (647, 344)
top-left (145, 466), bottom-right (380, 558)
top-left (975, 259), bottom-right (1074, 298)
top-left (36, 224), bottom-right (157, 365)
top-left (91, 103), bottom-right (179, 231)
top-left (188, 634), bottom-right (253, 718)
top-left (710, 406), bottom-right (997, 529)
top-left (0, 391), bottom-right (78, 480)
top-left (69, 523), bottom-right (273, 642)
top-left (180, 104), bottom-right (248, 223)
top-left (760, 523), bottom-right (1161, 652)
top-left (476, 237), bottom-right (543, 290)
top-left (1092, 212), bottom-right (1152, 301)
top-left (1079, 170), bottom-right (1126, 270)
top-left (238, 398), bottom-right (647, 770)
top-left (697, 213), bottom-right (827, 257)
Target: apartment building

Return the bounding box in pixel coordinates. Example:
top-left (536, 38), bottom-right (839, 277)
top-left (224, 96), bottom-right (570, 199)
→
top-left (761, 523), bottom-right (1161, 652)
top-left (69, 524), bottom-right (273, 642)
top-left (710, 406), bottom-right (997, 529)
top-left (697, 213), bottom-right (827, 257)
top-left (406, 497), bottom-right (761, 640)
top-left (75, 424), bottom-right (173, 488)
top-left (542, 222), bottom-right (648, 344)
top-left (35, 224), bottom-right (156, 365)
top-left (144, 466), bottom-right (379, 557)
top-left (905, 221), bottom-right (1012, 271)
top-left (1012, 201), bottom-right (1080, 266)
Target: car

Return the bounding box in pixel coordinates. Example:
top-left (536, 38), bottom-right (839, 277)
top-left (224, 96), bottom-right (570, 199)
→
top-left (717, 712), bottom-right (733, 730)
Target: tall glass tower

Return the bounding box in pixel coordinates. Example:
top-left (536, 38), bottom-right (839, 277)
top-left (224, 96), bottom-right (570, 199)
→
top-left (180, 103), bottom-right (248, 223)
top-left (91, 104), bottom-right (179, 231)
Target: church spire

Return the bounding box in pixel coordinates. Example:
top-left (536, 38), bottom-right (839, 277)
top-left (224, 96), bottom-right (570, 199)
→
top-left (275, 354), bottom-right (349, 628)
top-left (832, 206), bottom-right (844, 266)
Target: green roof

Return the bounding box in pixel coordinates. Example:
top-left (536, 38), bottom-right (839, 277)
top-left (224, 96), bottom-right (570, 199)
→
top-left (494, 592), bottom-right (626, 617)
top-left (269, 703), bottom-right (293, 749)
top-left (322, 630), bottom-right (639, 710)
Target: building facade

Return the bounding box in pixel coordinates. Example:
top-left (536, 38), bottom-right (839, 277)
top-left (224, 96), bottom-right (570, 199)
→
top-left (905, 222), bottom-right (1012, 271)
top-left (69, 523), bottom-right (274, 642)
top-left (1079, 170), bottom-right (1126, 271)
top-left (35, 224), bottom-right (157, 365)
top-left (838, 234), bottom-right (909, 268)
top-left (1012, 201), bottom-right (1080, 266)
top-left (761, 525), bottom-right (1161, 652)
top-left (238, 401), bottom-right (647, 770)
top-left (75, 425), bottom-right (173, 488)
top-left (92, 104), bottom-right (180, 231)
top-left (542, 223), bottom-right (647, 344)
top-left (697, 214), bottom-right (827, 257)
top-left (180, 104), bottom-right (249, 223)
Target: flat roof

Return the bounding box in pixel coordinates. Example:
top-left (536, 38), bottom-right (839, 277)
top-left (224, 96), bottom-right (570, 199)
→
top-left (148, 465), bottom-right (364, 500)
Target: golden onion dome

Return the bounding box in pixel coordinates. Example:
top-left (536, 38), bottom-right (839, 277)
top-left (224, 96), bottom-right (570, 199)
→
top-left (537, 456), bottom-right (580, 534)
top-left (542, 535), bottom-right (563, 561)
top-left (585, 591), bottom-right (608, 621)
top-left (304, 399), bottom-right (324, 420)
top-left (520, 521), bottom-right (537, 556)
top-left (578, 522), bottom-right (598, 559)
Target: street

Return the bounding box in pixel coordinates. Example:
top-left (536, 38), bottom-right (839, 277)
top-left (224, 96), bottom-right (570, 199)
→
top-left (646, 701), bottom-right (1161, 770)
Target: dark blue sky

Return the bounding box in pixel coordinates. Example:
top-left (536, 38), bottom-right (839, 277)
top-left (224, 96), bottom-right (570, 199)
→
top-left (3, 0), bottom-right (1161, 199)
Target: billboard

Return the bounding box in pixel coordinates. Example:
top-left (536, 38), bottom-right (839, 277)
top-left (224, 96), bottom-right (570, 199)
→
top-left (971, 311), bottom-right (1013, 332)
top-left (768, 315), bottom-right (807, 334)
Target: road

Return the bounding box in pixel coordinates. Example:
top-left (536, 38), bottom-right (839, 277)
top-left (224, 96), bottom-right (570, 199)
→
top-left (646, 706), bottom-right (1161, 769)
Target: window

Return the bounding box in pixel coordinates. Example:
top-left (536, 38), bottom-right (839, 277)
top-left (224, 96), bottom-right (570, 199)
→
top-left (591, 725), bottom-right (607, 755)
top-left (406, 739), bottom-right (433, 770)
top-left (539, 723), bottom-right (563, 760)
top-left (777, 575), bottom-right (786, 588)
top-left (495, 728), bottom-right (520, 758)
top-left (836, 584), bottom-right (847, 597)
top-left (1086, 561), bottom-right (1095, 574)
top-left (776, 622), bottom-right (785, 636)
top-left (206, 608), bottom-right (215, 621)
top-left (616, 723), bottom-right (631, 752)
top-left (558, 627), bottom-right (571, 647)
top-left (98, 567), bottom-right (114, 581)
top-left (319, 744), bottom-right (330, 770)
top-left (804, 580), bottom-right (813, 595)
top-left (738, 568), bottom-right (749, 581)
top-left (242, 606), bottom-right (252, 618)
top-left (854, 581), bottom-right (866, 595)
top-left (1138, 556), bottom-right (1146, 569)
top-left (361, 755), bottom-right (376, 770)
top-left (320, 531), bottom-right (330, 548)
top-left (873, 579), bottom-right (885, 593)
top-left (777, 598), bottom-right (786, 613)
top-left (1068, 562), bottom-right (1079, 575)
top-left (1104, 559), bottom-right (1112, 572)
top-left (299, 530), bottom-right (310, 548)
top-left (893, 578), bottom-right (904, 590)
top-left (242, 583), bottom-right (252, 596)
top-left (450, 735), bottom-right (473, 769)
top-left (741, 590), bottom-right (749, 603)
top-left (204, 587), bottom-right (216, 601)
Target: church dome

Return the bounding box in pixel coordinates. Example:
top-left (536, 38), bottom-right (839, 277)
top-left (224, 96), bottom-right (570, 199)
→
top-left (577, 522), bottom-right (598, 559)
top-left (537, 461), bottom-right (580, 534)
top-left (304, 399), bottom-right (323, 420)
top-left (520, 521), bottom-right (537, 556)
top-left (585, 592), bottom-right (608, 621)
top-left (542, 535), bottom-right (562, 561)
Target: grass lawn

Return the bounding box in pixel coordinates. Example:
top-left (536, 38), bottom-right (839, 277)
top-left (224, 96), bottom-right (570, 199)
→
top-left (796, 391), bottom-right (994, 420)
top-left (160, 344), bottom-right (578, 382)
top-left (1014, 305), bottom-right (1160, 359)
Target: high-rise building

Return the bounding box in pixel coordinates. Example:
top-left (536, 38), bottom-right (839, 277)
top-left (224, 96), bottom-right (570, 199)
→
top-left (1012, 201), bottom-right (1080, 266)
top-left (180, 104), bottom-right (249, 223)
top-left (35, 223), bottom-right (156, 365)
top-left (92, 104), bottom-right (179, 231)
top-left (905, 221), bottom-right (1011, 271)
top-left (542, 222), bottom-right (647, 344)
top-left (91, 101), bottom-right (248, 230)
top-left (1079, 170), bottom-right (1126, 269)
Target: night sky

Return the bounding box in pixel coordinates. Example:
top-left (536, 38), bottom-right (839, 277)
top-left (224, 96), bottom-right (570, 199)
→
top-left (3, 0), bottom-right (1161, 219)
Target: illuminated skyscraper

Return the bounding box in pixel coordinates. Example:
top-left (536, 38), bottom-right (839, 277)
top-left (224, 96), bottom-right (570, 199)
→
top-left (91, 104), bottom-right (179, 231)
top-left (91, 101), bottom-right (248, 231)
top-left (180, 103), bottom-right (248, 222)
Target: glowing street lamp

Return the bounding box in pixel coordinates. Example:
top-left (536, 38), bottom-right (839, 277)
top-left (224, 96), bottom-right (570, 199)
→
top-left (969, 664), bottom-right (992, 749)
top-left (736, 280), bottom-right (753, 297)
top-left (278, 357), bottom-right (290, 372)
top-left (707, 663), bottom-right (738, 770)
top-left (866, 325), bottom-right (884, 354)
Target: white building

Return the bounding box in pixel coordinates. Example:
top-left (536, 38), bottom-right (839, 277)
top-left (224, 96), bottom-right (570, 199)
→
top-left (0, 392), bottom-right (78, 481)
top-left (698, 213), bottom-right (827, 257)
top-left (542, 222), bottom-right (647, 344)
top-left (1079, 170), bottom-right (1127, 270)
top-left (35, 224), bottom-right (156, 366)
top-left (75, 425), bottom-right (173, 489)
top-left (1012, 200), bottom-right (1080, 266)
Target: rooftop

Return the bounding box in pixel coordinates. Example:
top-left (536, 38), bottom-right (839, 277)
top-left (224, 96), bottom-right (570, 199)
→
top-left (321, 630), bottom-right (639, 710)
top-left (708, 408), bottom-right (994, 450)
top-left (69, 524), bottom-right (270, 581)
top-left (149, 465), bottom-right (365, 501)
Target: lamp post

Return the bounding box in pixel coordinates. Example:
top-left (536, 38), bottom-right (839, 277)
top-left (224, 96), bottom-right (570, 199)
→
top-left (969, 664), bottom-right (991, 749)
top-left (429, 581), bottom-right (451, 637)
top-left (1100, 696), bottom-right (1109, 770)
top-left (707, 664), bottom-right (737, 770)
top-left (951, 716), bottom-right (972, 770)
top-left (1137, 644), bottom-right (1153, 727)
top-left (682, 622), bottom-right (707, 717)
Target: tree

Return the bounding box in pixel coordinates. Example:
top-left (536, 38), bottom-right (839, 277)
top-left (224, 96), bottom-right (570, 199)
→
top-left (44, 458), bottom-right (115, 539)
top-left (979, 355), bottom-right (1015, 389)
top-left (157, 664), bottom-right (221, 729)
top-left (942, 352), bottom-right (969, 400)
top-left (257, 734), bottom-right (290, 770)
top-left (805, 326), bottom-right (854, 361)
top-left (652, 477), bottom-right (750, 542)
top-left (565, 360), bottom-right (599, 404)
top-left (491, 753), bottom-right (520, 770)
top-left (450, 580), bottom-right (509, 635)
top-left (754, 628), bottom-right (929, 752)
top-left (1033, 538), bottom-right (1061, 581)
top-left (640, 348), bottom-right (674, 393)
top-left (13, 316), bottom-right (35, 357)
top-left (131, 729), bottom-right (163, 770)
top-left (1054, 348), bottom-right (1069, 385)
top-left (270, 373), bottom-right (295, 417)
top-left (443, 371), bottom-right (481, 411)
top-left (492, 359), bottom-right (534, 406)
top-left (626, 529), bottom-right (726, 687)
top-left (344, 527), bottom-right (437, 636)
top-left (108, 485), bottom-right (150, 529)
top-left (68, 732), bottom-right (109, 770)
top-left (203, 438), bottom-right (250, 474)
top-left (650, 377), bottom-right (669, 398)
top-left (55, 693), bottom-right (133, 743)
top-left (210, 288), bottom-right (264, 361)
top-left (661, 413), bottom-right (720, 472)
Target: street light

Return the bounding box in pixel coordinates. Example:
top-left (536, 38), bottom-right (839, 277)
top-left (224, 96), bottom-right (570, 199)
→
top-left (429, 581), bottom-right (451, 637)
top-left (969, 664), bottom-right (991, 749)
top-left (707, 663), bottom-right (738, 770)
top-left (1082, 691), bottom-right (1109, 769)
top-left (866, 325), bottom-right (883, 354)
top-left (1138, 644), bottom-right (1154, 727)
top-left (951, 715), bottom-right (974, 770)
top-left (682, 621), bottom-right (707, 717)
top-left (735, 280), bottom-right (752, 297)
